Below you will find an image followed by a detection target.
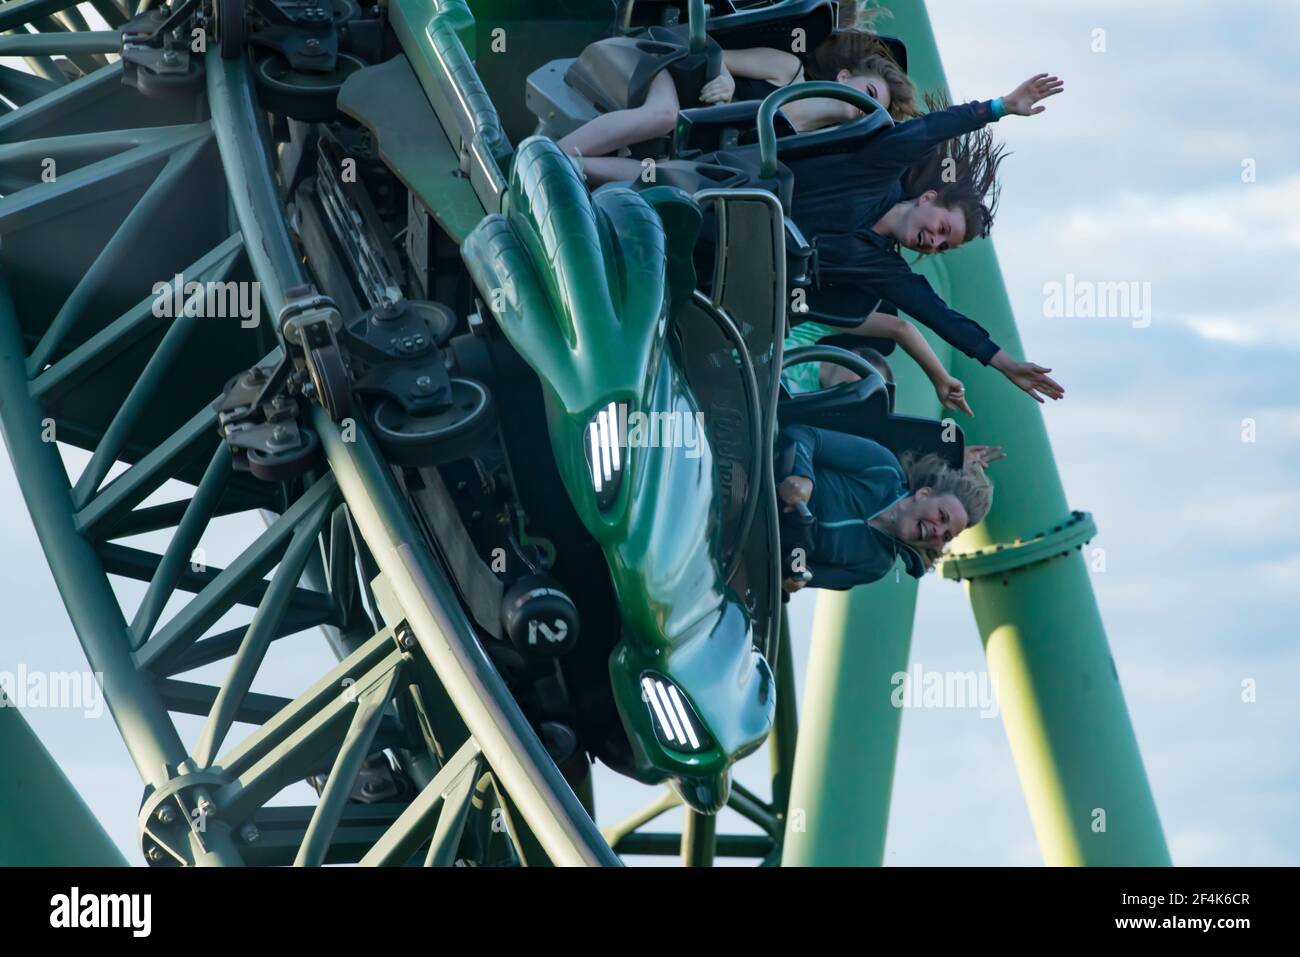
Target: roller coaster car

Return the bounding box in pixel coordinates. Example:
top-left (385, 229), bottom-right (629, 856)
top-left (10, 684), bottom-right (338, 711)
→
top-left (246, 0), bottom-right (785, 814)
top-left (99, 0), bottom-right (947, 817)
top-left (307, 3), bottom-right (946, 813)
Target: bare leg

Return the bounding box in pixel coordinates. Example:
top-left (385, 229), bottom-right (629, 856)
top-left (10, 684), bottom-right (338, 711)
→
top-left (580, 156), bottom-right (649, 186)
top-left (557, 71), bottom-right (680, 157)
top-left (819, 364), bottom-right (861, 389)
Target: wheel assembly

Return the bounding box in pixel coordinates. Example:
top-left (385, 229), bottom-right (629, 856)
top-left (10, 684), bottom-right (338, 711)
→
top-left (254, 52), bottom-right (367, 122)
top-left (368, 378), bottom-right (496, 466)
top-left (279, 286), bottom-right (355, 423)
top-left (216, 0), bottom-right (246, 59)
top-left (304, 341), bottom-right (353, 422)
top-left (247, 426), bottom-right (323, 481)
top-left (119, 8), bottom-right (205, 101)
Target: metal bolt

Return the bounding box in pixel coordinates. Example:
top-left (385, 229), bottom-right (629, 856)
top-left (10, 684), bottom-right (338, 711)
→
top-left (271, 425), bottom-right (291, 444)
top-left (395, 624), bottom-right (417, 650)
top-left (412, 375), bottom-right (434, 396)
top-left (162, 49), bottom-right (178, 65)
top-left (146, 845), bottom-right (164, 863)
top-left (195, 793), bottom-right (216, 819)
top-left (156, 804), bottom-right (177, 825)
top-left (240, 822), bottom-right (260, 844)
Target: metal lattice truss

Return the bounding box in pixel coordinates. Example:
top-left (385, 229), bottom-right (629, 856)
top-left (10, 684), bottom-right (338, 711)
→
top-left (0, 2), bottom-right (801, 867)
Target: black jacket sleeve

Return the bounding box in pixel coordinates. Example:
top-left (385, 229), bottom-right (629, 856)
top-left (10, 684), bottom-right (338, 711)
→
top-left (805, 560), bottom-right (866, 591)
top-left (778, 425), bottom-right (901, 485)
top-left (812, 261), bottom-right (1000, 365)
top-left (874, 100), bottom-right (1000, 169)
top-left (778, 425), bottom-right (820, 486)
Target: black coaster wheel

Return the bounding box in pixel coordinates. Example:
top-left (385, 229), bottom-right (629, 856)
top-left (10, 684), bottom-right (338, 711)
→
top-left (369, 378), bottom-right (495, 466)
top-left (305, 342), bottom-right (354, 422)
top-left (254, 52), bottom-right (366, 121)
top-left (332, 0), bottom-right (362, 24)
top-left (217, 0), bottom-right (245, 59)
top-left (247, 427), bottom-right (323, 481)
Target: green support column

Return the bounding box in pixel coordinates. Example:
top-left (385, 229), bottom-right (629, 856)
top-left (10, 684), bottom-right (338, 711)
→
top-left (937, 207), bottom-right (1171, 864)
top-left (781, 361), bottom-right (945, 867)
top-left (0, 705), bottom-right (126, 865)
top-left (784, 0), bottom-right (1168, 866)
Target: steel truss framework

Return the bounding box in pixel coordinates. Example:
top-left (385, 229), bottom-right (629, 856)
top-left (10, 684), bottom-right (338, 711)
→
top-left (0, 0), bottom-right (802, 867)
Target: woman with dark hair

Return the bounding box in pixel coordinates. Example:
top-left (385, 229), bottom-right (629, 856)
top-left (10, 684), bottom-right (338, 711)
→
top-left (783, 73), bottom-right (1067, 404)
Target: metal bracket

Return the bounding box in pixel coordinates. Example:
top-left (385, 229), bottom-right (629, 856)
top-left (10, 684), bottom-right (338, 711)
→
top-left (278, 286), bottom-right (344, 345)
top-left (278, 286), bottom-right (353, 420)
top-left (137, 769), bottom-right (231, 866)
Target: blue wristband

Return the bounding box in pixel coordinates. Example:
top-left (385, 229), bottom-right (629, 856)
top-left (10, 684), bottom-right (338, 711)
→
top-left (990, 96), bottom-right (1007, 119)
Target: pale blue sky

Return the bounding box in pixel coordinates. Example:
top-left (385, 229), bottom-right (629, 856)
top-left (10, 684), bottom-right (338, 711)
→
top-left (3, 0), bottom-right (1296, 865)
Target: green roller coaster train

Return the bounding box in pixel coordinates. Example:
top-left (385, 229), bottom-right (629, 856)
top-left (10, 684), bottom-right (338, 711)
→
top-left (0, 0), bottom-right (1170, 867)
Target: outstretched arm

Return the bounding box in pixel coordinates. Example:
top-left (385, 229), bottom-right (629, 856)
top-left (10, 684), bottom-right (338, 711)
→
top-left (988, 350), bottom-right (1064, 403)
top-left (847, 264), bottom-right (1001, 367)
top-left (880, 72), bottom-right (1065, 167)
top-left (1001, 73), bottom-right (1064, 116)
top-left (818, 266), bottom-right (1065, 403)
top-left (851, 312), bottom-right (974, 416)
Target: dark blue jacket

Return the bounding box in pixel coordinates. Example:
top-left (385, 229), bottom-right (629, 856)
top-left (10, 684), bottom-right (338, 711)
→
top-left (777, 425), bottom-right (927, 590)
top-left (785, 100), bottom-right (1004, 365)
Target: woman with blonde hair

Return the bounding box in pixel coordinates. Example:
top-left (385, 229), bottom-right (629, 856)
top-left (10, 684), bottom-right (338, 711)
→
top-left (777, 424), bottom-right (1002, 592)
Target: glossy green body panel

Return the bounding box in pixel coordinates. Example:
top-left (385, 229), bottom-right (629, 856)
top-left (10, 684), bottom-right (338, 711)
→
top-left (463, 137), bottom-right (774, 810)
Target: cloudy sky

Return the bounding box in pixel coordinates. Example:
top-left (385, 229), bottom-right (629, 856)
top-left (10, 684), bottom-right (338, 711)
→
top-left (3, 1), bottom-right (1297, 866)
top-left (892, 0), bottom-right (1300, 866)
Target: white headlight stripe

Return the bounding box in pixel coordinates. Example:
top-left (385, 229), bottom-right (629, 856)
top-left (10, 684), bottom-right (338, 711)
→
top-left (642, 677), bottom-right (675, 740)
top-left (666, 685), bottom-right (701, 750)
top-left (654, 682), bottom-right (688, 745)
top-left (597, 409), bottom-right (614, 481)
top-left (607, 401), bottom-right (622, 471)
top-left (588, 422), bottom-right (603, 492)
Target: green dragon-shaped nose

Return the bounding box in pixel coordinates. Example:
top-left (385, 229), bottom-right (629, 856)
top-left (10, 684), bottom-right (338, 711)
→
top-left (463, 138), bottom-right (774, 810)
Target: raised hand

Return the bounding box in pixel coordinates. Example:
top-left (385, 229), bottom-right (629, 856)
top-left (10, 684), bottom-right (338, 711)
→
top-left (964, 445), bottom-right (1006, 471)
top-left (990, 351), bottom-right (1064, 403)
top-left (1004, 73), bottom-right (1064, 116)
top-left (934, 375), bottom-right (975, 417)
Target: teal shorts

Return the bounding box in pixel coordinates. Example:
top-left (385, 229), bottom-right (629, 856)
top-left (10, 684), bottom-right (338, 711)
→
top-left (781, 320), bottom-right (836, 395)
